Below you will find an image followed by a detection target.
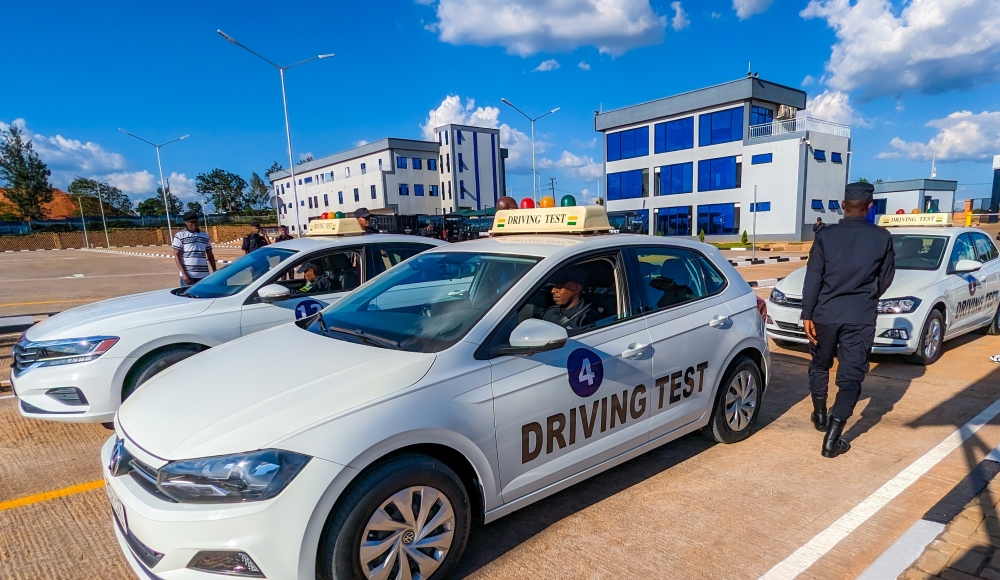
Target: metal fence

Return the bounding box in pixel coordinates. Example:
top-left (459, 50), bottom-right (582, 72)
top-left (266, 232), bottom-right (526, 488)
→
top-left (0, 213), bottom-right (277, 235)
top-left (747, 117), bottom-right (852, 140)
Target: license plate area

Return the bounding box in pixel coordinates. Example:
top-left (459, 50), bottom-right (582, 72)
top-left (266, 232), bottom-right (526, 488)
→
top-left (106, 479), bottom-right (128, 535)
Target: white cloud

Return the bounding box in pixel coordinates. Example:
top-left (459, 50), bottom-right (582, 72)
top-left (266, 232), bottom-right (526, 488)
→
top-left (805, 90), bottom-right (870, 127)
top-left (538, 151), bottom-right (602, 178)
top-left (802, 75), bottom-right (815, 87)
top-left (710, 11), bottom-right (722, 19)
top-left (103, 171), bottom-right (157, 195)
top-left (426, 0), bottom-right (666, 57)
top-left (801, 0), bottom-right (1000, 99)
top-left (670, 2), bottom-right (690, 30)
top-left (534, 59), bottom-right (560, 72)
top-left (733, 0), bottom-right (773, 19)
top-left (353, 139), bottom-right (369, 147)
top-left (878, 110), bottom-right (1000, 162)
top-left (578, 60), bottom-right (591, 70)
top-left (298, 152), bottom-right (313, 162)
top-left (164, 172), bottom-right (198, 199)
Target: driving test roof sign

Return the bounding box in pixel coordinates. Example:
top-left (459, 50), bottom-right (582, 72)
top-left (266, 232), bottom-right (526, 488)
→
top-left (305, 218), bottom-right (364, 237)
top-left (877, 214), bottom-right (952, 227)
top-left (490, 206), bottom-right (612, 235)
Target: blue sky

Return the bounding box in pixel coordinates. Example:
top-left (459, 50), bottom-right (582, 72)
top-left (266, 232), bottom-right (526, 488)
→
top-left (4, 0), bottom-right (999, 209)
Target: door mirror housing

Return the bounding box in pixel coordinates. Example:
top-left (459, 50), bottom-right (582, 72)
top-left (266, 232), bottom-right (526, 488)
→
top-left (954, 259), bottom-right (983, 274)
top-left (500, 319), bottom-right (569, 355)
top-left (258, 284), bottom-right (292, 303)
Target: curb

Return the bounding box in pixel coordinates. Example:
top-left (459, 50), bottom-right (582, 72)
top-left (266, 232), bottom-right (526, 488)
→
top-left (748, 277), bottom-right (782, 288)
top-left (728, 256), bottom-right (807, 268)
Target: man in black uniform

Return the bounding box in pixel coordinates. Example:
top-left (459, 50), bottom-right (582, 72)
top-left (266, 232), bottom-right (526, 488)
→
top-left (801, 182), bottom-right (895, 458)
top-left (274, 225), bottom-right (293, 242)
top-left (296, 262), bottom-right (336, 294)
top-left (542, 267), bottom-right (598, 332)
top-left (355, 208), bottom-right (380, 234)
top-left (241, 221), bottom-right (270, 254)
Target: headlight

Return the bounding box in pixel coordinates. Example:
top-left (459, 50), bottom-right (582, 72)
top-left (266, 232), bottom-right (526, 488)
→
top-left (769, 288), bottom-right (787, 305)
top-left (157, 449), bottom-right (311, 503)
top-left (31, 336), bottom-right (119, 367)
top-left (877, 297), bottom-right (921, 314)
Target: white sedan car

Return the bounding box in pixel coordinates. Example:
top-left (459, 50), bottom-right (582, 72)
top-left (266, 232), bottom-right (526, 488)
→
top-left (11, 232), bottom-right (444, 423)
top-left (766, 217), bottom-right (1000, 364)
top-left (103, 206), bottom-right (770, 580)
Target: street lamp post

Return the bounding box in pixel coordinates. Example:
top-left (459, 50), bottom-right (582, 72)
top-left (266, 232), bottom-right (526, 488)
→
top-left (118, 130), bottom-right (188, 239)
top-left (73, 194), bottom-right (89, 249)
top-left (217, 30), bottom-right (334, 238)
top-left (75, 175), bottom-right (117, 248)
top-left (501, 98), bottom-right (559, 202)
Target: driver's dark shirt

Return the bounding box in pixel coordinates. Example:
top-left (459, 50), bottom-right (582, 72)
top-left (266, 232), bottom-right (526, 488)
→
top-left (300, 275), bottom-right (336, 294)
top-left (542, 300), bottom-right (596, 331)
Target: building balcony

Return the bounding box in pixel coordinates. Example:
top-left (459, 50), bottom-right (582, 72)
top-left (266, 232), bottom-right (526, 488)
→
top-left (747, 117), bottom-right (851, 140)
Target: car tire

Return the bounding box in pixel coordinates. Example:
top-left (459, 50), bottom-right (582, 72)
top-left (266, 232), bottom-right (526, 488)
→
top-left (320, 453), bottom-right (471, 580)
top-left (979, 303), bottom-right (1000, 335)
top-left (906, 310), bottom-right (945, 365)
top-left (122, 346), bottom-right (204, 401)
top-left (702, 355), bottom-right (763, 444)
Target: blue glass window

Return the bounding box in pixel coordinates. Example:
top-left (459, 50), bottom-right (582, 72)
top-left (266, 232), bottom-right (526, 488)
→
top-left (353, 188), bottom-right (359, 202)
top-left (444, 131), bottom-right (448, 145)
top-left (429, 185), bottom-right (439, 196)
top-left (399, 184), bottom-right (409, 196)
top-left (811, 199), bottom-right (823, 210)
top-left (831, 152), bottom-right (843, 163)
top-left (874, 199), bottom-right (887, 214)
top-left (814, 149), bottom-right (826, 161)
top-left (428, 158), bottom-right (437, 171)
top-left (606, 126), bottom-right (649, 161)
top-left (361, 163), bottom-right (367, 175)
top-left (457, 153), bottom-right (464, 172)
top-left (655, 206), bottom-right (692, 236)
top-left (751, 153), bottom-right (773, 165)
top-left (750, 106), bottom-right (773, 126)
top-left (414, 184), bottom-right (424, 196)
top-left (323, 194), bottom-right (329, 207)
top-left (304, 176), bottom-right (313, 184)
top-left (697, 156), bottom-right (738, 191)
top-left (697, 203), bottom-right (740, 236)
top-left (413, 158), bottom-right (422, 170)
top-left (607, 169), bottom-right (648, 200)
top-left (459, 180), bottom-right (465, 199)
top-left (654, 117), bottom-right (694, 153)
top-left (397, 156), bottom-right (407, 169)
top-left (699, 106), bottom-right (744, 146)
top-left (750, 202), bottom-right (770, 212)
top-left (456, 130), bottom-right (463, 144)
top-left (658, 163), bottom-right (693, 195)
top-left (371, 185), bottom-right (377, 199)
top-left (828, 200), bottom-right (840, 210)
top-left (338, 191), bottom-right (343, 204)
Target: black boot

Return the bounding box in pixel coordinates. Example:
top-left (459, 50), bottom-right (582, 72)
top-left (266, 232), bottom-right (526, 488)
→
top-left (810, 397), bottom-right (828, 432)
top-left (822, 417), bottom-right (851, 458)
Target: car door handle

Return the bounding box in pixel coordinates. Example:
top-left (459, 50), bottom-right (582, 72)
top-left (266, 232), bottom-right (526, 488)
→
top-left (980, 275), bottom-right (989, 283)
top-left (709, 315), bottom-right (730, 328)
top-left (622, 343), bottom-right (647, 359)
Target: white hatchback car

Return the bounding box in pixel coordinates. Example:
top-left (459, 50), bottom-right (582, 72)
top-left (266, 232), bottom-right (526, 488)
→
top-left (766, 215), bottom-right (1000, 364)
top-left (103, 206), bottom-right (769, 580)
top-left (11, 231), bottom-right (444, 423)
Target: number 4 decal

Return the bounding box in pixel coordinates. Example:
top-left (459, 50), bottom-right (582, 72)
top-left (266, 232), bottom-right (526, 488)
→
top-left (567, 348), bottom-right (603, 398)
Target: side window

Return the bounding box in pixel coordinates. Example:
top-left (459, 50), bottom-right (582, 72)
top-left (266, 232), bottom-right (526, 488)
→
top-left (371, 243), bottom-right (435, 275)
top-left (949, 234), bottom-right (978, 272)
top-left (971, 233), bottom-right (999, 263)
top-left (281, 248), bottom-right (363, 295)
top-left (631, 247), bottom-right (723, 312)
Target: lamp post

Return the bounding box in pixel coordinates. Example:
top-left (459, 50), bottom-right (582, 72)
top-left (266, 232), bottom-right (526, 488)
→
top-left (501, 98), bottom-right (559, 202)
top-left (73, 194), bottom-right (89, 249)
top-left (75, 175), bottom-right (117, 248)
top-left (118, 130), bottom-right (188, 239)
top-left (217, 29), bottom-right (333, 238)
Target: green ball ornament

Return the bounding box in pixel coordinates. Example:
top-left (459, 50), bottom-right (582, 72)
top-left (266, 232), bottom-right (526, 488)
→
top-left (560, 195), bottom-right (576, 207)
top-left (334, 211), bottom-right (345, 219)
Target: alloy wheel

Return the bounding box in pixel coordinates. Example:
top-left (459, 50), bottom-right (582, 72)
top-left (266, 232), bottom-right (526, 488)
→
top-left (724, 369), bottom-right (758, 432)
top-left (360, 486), bottom-right (455, 580)
top-left (923, 318), bottom-right (942, 359)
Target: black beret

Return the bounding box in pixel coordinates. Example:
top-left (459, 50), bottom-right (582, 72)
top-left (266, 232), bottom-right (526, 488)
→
top-left (845, 182), bottom-right (875, 202)
top-left (182, 210), bottom-right (199, 221)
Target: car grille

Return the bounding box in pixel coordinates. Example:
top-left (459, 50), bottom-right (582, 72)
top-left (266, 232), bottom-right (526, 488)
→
top-left (12, 341), bottom-right (38, 373)
top-left (775, 321), bottom-right (803, 332)
top-left (127, 458), bottom-right (177, 503)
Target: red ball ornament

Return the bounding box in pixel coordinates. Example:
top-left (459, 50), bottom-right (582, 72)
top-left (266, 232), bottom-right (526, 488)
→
top-left (896, 209), bottom-right (905, 215)
top-left (520, 198), bottom-right (535, 209)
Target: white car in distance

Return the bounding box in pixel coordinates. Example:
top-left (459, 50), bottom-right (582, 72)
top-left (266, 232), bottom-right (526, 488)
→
top-left (11, 223), bottom-right (444, 424)
top-left (103, 205), bottom-right (770, 580)
top-left (766, 214), bottom-right (1000, 364)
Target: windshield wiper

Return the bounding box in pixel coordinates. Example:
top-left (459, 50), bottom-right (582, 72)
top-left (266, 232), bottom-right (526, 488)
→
top-left (322, 323), bottom-right (401, 350)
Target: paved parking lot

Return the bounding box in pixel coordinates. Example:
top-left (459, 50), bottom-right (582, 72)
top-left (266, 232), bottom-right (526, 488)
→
top-left (4, 248), bottom-right (1000, 579)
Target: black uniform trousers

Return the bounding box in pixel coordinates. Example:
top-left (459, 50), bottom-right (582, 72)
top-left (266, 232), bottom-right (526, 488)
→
top-left (808, 322), bottom-right (876, 421)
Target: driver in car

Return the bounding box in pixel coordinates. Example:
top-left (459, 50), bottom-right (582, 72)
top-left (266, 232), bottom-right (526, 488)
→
top-left (296, 262), bottom-right (335, 294)
top-left (542, 267), bottom-right (599, 332)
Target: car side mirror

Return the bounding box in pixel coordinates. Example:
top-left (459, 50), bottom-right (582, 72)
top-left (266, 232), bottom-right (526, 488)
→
top-left (497, 319), bottom-right (569, 355)
top-left (954, 259), bottom-right (983, 274)
top-left (258, 284), bottom-right (291, 303)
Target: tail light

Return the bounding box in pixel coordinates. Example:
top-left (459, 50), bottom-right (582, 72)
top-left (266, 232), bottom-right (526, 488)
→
top-left (756, 296), bottom-right (767, 322)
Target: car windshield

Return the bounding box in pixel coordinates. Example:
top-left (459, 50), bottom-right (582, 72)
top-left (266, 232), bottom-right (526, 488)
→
top-left (181, 248), bottom-right (298, 298)
top-left (892, 234), bottom-right (948, 271)
top-left (306, 252), bottom-right (540, 352)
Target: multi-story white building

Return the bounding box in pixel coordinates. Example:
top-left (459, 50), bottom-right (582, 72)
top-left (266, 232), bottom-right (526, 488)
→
top-left (268, 124), bottom-right (505, 233)
top-left (595, 77), bottom-right (852, 241)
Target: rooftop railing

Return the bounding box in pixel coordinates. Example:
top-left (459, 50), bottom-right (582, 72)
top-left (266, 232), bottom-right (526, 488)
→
top-left (747, 117), bottom-right (851, 140)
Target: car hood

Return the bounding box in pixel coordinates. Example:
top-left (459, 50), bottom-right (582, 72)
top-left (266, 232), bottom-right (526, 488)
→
top-left (775, 266), bottom-right (933, 299)
top-left (118, 324), bottom-right (436, 460)
top-left (26, 289), bottom-right (214, 343)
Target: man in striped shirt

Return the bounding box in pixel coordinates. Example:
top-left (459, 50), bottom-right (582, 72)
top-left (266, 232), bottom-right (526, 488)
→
top-left (172, 211), bottom-right (217, 286)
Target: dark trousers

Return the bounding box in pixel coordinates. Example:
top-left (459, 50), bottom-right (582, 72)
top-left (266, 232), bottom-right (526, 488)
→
top-left (808, 323), bottom-right (876, 421)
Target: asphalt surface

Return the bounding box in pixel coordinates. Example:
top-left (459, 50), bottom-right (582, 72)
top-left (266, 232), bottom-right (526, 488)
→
top-left (3, 247), bottom-right (1000, 579)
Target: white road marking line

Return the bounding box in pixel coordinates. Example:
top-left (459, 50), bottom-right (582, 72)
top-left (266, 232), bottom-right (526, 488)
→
top-left (6, 272), bottom-right (175, 282)
top-left (0, 394), bottom-right (16, 401)
top-left (759, 397), bottom-right (1000, 580)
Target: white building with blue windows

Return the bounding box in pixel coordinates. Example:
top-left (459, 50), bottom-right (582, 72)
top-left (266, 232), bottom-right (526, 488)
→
top-left (595, 77), bottom-right (852, 241)
top-left (268, 124), bottom-right (505, 233)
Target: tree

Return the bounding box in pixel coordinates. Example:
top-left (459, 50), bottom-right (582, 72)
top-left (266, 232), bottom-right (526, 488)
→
top-left (265, 161), bottom-right (283, 186)
top-left (741, 230), bottom-right (749, 245)
top-left (0, 124), bottom-right (54, 219)
top-left (196, 169), bottom-right (248, 214)
top-left (857, 177), bottom-right (870, 184)
top-left (245, 172), bottom-right (271, 212)
top-left (296, 156), bottom-right (313, 166)
top-left (136, 197), bottom-right (164, 216)
top-left (698, 229), bottom-right (706, 243)
top-left (156, 186), bottom-right (183, 216)
top-left (186, 201), bottom-right (203, 214)
top-left (67, 177), bottom-right (133, 216)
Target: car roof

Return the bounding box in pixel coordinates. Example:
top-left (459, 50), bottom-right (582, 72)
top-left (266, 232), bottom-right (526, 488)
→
top-left (419, 233), bottom-right (719, 261)
top-left (268, 234), bottom-right (448, 251)
top-left (886, 226), bottom-right (983, 238)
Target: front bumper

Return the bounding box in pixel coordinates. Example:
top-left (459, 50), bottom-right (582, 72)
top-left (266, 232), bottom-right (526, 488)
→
top-left (101, 436), bottom-right (347, 579)
top-left (764, 300), bottom-right (920, 354)
top-left (12, 356), bottom-right (126, 423)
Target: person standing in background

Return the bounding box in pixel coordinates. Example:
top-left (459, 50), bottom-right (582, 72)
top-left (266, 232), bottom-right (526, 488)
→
top-left (274, 225), bottom-right (293, 242)
top-left (241, 221), bottom-right (270, 254)
top-left (173, 211), bottom-right (217, 287)
top-left (813, 217), bottom-right (826, 234)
